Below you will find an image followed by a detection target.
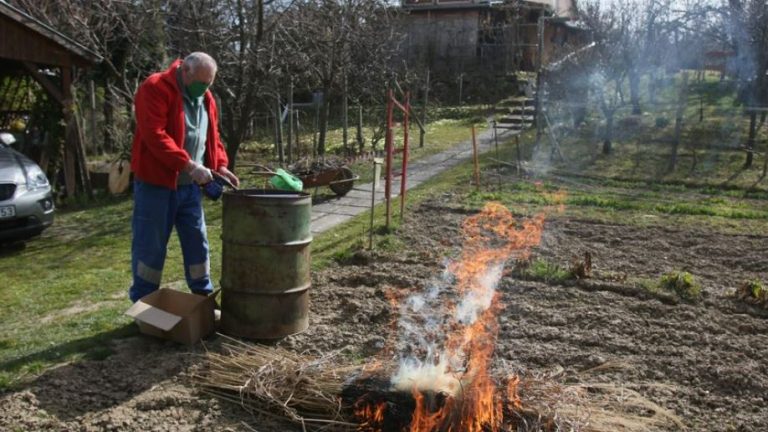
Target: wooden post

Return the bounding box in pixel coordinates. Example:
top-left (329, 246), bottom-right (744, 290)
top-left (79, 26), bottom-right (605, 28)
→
top-left (384, 89), bottom-right (394, 229)
top-left (534, 15), bottom-right (545, 149)
top-left (471, 125), bottom-right (479, 189)
top-left (342, 73), bottom-right (349, 155)
top-left (369, 159), bottom-right (379, 250)
top-left (275, 96), bottom-right (284, 165)
top-left (313, 94), bottom-right (319, 158)
top-left (356, 105), bottom-right (364, 154)
top-left (89, 79), bottom-right (98, 154)
top-left (515, 134), bottom-right (522, 178)
top-left (294, 110), bottom-right (300, 160)
top-left (287, 78), bottom-right (294, 164)
top-left (400, 92), bottom-right (410, 221)
top-left (420, 69), bottom-right (429, 148)
top-left (62, 66), bottom-right (92, 199)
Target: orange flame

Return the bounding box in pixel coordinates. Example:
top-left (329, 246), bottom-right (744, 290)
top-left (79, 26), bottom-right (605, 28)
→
top-left (406, 202), bottom-right (544, 431)
top-left (507, 375), bottom-right (522, 410)
top-left (356, 200), bottom-right (557, 431)
top-left (355, 400), bottom-right (387, 431)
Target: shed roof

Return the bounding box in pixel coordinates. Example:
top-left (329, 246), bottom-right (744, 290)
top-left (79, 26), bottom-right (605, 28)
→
top-left (0, 0), bottom-right (101, 68)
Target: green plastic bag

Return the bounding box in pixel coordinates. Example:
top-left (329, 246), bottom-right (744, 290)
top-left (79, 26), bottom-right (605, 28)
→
top-left (269, 168), bottom-right (303, 192)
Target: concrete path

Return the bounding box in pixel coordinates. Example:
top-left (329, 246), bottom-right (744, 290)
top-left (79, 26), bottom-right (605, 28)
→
top-left (310, 125), bottom-right (517, 234)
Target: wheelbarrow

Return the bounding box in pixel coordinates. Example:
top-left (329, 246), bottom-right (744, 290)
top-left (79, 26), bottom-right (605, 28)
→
top-left (295, 166), bottom-right (358, 197)
top-left (249, 164), bottom-right (359, 197)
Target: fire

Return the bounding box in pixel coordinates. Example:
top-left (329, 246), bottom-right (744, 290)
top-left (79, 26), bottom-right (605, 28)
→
top-left (355, 400), bottom-right (387, 430)
top-left (506, 375), bottom-right (522, 410)
top-left (356, 202), bottom-right (549, 431)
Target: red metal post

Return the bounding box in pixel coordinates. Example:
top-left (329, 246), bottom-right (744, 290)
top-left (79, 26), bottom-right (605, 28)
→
top-left (400, 91), bottom-right (410, 220)
top-left (384, 89), bottom-right (394, 229)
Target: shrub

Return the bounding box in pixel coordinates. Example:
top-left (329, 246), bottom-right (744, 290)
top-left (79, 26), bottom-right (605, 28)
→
top-left (655, 116), bottom-right (670, 128)
top-left (659, 271), bottom-right (701, 300)
top-left (736, 279), bottom-right (768, 308)
top-left (524, 258), bottom-right (572, 283)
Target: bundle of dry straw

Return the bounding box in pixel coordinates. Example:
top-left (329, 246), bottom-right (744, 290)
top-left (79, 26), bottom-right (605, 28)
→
top-left (193, 338), bottom-right (682, 432)
top-left (191, 335), bottom-right (364, 430)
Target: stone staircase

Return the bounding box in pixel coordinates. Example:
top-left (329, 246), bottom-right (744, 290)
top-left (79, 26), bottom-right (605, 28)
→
top-left (494, 74), bottom-right (537, 133)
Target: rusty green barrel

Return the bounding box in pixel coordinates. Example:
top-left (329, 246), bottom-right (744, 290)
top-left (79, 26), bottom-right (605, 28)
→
top-left (220, 189), bottom-right (312, 339)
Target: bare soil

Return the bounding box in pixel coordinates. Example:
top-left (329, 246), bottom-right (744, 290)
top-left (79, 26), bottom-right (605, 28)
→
top-left (2, 194), bottom-right (767, 431)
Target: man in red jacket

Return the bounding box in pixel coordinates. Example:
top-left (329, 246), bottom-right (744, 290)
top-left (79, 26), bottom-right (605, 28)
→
top-left (129, 52), bottom-right (239, 303)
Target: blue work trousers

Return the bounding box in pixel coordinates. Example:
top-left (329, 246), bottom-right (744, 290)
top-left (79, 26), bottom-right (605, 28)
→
top-left (129, 180), bottom-right (213, 302)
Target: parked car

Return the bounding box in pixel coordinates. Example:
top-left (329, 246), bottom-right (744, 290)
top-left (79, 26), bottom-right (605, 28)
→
top-left (0, 131), bottom-right (54, 242)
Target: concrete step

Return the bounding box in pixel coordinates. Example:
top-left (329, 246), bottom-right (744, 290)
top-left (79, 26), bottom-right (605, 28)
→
top-left (494, 122), bottom-right (531, 131)
top-left (499, 96), bottom-right (536, 107)
top-left (510, 105), bottom-right (536, 115)
top-left (498, 115), bottom-right (535, 125)
top-left (495, 105), bottom-right (536, 115)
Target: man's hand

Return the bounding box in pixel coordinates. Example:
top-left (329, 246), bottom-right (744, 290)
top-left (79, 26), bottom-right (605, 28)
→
top-left (185, 161), bottom-right (213, 184)
top-left (218, 166), bottom-right (240, 188)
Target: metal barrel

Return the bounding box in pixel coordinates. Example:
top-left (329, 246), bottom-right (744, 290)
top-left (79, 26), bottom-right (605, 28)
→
top-left (220, 189), bottom-right (312, 339)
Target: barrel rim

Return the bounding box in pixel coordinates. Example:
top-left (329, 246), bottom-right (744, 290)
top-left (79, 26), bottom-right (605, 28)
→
top-left (224, 189), bottom-right (311, 199)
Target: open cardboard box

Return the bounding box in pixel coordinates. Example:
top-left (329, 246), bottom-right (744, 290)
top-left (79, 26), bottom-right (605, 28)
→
top-left (125, 288), bottom-right (217, 345)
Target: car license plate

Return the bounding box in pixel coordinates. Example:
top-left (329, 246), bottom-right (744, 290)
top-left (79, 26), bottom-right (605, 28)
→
top-left (0, 205), bottom-right (16, 219)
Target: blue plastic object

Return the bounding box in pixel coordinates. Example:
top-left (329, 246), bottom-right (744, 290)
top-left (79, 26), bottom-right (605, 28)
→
top-left (202, 178), bottom-right (225, 200)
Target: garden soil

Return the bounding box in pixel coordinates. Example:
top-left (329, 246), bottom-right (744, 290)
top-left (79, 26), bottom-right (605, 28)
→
top-left (1, 193), bottom-right (767, 431)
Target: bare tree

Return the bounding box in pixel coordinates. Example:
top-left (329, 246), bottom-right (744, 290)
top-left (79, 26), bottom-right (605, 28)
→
top-left (167, 0), bottom-right (291, 169)
top-left (721, 0), bottom-right (768, 169)
top-left (273, 0), bottom-right (401, 156)
top-left (580, 1), bottom-right (633, 155)
top-left (13, 0), bottom-right (167, 152)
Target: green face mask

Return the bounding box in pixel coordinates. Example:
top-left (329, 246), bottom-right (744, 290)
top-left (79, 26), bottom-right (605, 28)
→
top-left (186, 81), bottom-right (209, 98)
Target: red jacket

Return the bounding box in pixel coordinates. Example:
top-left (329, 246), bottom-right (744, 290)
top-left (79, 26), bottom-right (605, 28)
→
top-left (130, 59), bottom-right (229, 189)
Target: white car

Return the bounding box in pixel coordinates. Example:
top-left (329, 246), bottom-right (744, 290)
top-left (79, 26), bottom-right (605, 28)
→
top-left (0, 132), bottom-right (54, 242)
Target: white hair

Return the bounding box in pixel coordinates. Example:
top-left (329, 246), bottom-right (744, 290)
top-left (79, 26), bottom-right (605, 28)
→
top-left (182, 52), bottom-right (217, 75)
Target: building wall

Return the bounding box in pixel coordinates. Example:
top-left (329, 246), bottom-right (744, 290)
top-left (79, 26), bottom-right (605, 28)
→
top-left (399, 9), bottom-right (481, 71)
top-left (397, 1), bottom-right (586, 74)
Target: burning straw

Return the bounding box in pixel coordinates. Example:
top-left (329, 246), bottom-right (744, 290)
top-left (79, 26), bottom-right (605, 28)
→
top-left (192, 341), bottom-right (682, 431)
top-left (193, 202), bottom-right (683, 431)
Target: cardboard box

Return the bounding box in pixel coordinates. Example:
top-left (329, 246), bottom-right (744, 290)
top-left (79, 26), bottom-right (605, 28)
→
top-left (125, 288), bottom-right (216, 345)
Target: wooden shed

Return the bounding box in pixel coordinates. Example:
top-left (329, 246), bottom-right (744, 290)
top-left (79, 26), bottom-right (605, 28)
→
top-left (0, 1), bottom-right (101, 197)
top-left (399, 0), bottom-right (584, 74)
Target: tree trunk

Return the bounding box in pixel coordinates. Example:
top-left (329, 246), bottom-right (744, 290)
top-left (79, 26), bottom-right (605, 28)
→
top-left (602, 113), bottom-right (613, 155)
top-left (317, 96), bottom-right (329, 156)
top-left (103, 82), bottom-right (114, 153)
top-left (668, 73), bottom-right (689, 172)
top-left (744, 111), bottom-right (757, 169)
top-left (629, 69), bottom-right (641, 115)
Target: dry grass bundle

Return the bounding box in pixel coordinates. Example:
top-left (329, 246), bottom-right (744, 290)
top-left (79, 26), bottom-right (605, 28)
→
top-left (191, 335), bottom-right (363, 431)
top-left (557, 383), bottom-right (684, 432)
top-left (505, 363), bottom-right (683, 432)
top-left (193, 337), bottom-right (682, 432)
